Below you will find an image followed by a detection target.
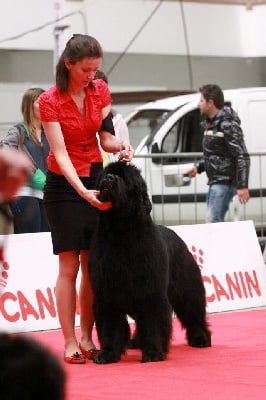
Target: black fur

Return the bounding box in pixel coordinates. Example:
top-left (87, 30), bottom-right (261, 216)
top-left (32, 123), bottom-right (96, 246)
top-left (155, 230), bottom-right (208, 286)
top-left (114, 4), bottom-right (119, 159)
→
top-left (89, 161), bottom-right (211, 364)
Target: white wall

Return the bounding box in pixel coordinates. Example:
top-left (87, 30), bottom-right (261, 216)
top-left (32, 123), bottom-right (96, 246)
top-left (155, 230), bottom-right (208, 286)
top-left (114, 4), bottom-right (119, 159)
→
top-left (0, 0), bottom-right (265, 131)
top-left (0, 0), bottom-right (266, 57)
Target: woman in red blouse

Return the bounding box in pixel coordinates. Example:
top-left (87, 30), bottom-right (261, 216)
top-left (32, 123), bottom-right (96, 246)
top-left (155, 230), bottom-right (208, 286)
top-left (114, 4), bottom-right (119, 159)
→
top-left (39, 34), bottom-right (134, 364)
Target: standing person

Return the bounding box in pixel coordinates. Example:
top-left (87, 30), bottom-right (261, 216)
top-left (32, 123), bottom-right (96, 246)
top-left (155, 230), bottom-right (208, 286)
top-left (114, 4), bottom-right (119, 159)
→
top-left (94, 70), bottom-right (130, 162)
top-left (39, 34), bottom-right (134, 364)
top-left (1, 88), bottom-right (50, 233)
top-left (187, 84), bottom-right (250, 223)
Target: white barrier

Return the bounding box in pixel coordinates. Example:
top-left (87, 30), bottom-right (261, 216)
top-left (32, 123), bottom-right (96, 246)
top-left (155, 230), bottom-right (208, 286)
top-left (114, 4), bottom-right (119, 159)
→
top-left (171, 221), bottom-right (266, 314)
top-left (1, 220), bottom-right (266, 333)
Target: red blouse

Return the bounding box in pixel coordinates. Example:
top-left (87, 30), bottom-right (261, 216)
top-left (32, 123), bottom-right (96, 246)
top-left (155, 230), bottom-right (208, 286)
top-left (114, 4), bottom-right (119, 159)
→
top-left (39, 80), bottom-right (112, 176)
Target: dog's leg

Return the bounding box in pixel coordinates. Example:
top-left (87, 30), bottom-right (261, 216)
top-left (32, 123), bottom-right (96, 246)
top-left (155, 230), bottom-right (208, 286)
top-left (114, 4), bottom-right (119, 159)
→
top-left (171, 296), bottom-right (211, 347)
top-left (169, 270), bottom-right (211, 348)
top-left (135, 296), bottom-right (172, 363)
top-left (93, 304), bottom-right (130, 364)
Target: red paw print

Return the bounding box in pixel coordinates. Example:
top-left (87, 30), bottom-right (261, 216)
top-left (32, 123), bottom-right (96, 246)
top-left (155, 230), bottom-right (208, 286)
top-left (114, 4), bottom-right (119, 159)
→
top-left (190, 246), bottom-right (204, 269)
top-left (0, 261), bottom-right (10, 291)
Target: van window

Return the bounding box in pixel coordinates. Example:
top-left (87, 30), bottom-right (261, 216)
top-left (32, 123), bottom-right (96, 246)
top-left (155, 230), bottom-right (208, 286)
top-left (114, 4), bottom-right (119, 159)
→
top-left (161, 109), bottom-right (203, 163)
top-left (127, 109), bottom-right (171, 148)
top-left (247, 100), bottom-right (266, 150)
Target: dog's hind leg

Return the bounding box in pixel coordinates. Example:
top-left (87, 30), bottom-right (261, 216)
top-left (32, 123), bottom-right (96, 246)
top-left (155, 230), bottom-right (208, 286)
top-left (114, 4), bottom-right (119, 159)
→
top-left (176, 306), bottom-right (211, 348)
top-left (170, 283), bottom-right (211, 348)
top-left (135, 296), bottom-right (172, 363)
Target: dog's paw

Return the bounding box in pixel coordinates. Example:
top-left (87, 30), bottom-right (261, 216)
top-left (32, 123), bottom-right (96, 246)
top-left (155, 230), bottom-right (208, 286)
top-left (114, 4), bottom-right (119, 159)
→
top-left (93, 350), bottom-right (121, 364)
top-left (141, 351), bottom-right (166, 363)
top-left (187, 330), bottom-right (212, 348)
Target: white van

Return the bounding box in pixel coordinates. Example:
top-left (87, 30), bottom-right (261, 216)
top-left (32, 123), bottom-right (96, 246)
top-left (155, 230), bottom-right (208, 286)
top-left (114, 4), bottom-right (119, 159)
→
top-left (126, 87), bottom-right (266, 231)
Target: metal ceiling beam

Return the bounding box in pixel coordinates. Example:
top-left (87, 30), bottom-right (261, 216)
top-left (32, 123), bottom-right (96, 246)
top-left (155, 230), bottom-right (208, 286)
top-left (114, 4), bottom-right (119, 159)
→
top-left (159, 0), bottom-right (266, 9)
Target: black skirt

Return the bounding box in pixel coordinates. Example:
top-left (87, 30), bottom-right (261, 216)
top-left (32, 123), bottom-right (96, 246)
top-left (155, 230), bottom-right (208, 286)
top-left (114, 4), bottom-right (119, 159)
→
top-left (43, 163), bottom-right (102, 255)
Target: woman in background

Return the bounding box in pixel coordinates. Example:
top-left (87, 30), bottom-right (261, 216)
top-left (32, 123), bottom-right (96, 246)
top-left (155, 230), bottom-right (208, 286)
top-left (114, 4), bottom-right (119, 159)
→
top-left (1, 88), bottom-right (50, 233)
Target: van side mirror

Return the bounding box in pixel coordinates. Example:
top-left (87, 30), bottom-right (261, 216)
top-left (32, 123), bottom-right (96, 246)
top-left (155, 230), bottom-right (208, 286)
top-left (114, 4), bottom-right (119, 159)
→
top-left (164, 173), bottom-right (191, 187)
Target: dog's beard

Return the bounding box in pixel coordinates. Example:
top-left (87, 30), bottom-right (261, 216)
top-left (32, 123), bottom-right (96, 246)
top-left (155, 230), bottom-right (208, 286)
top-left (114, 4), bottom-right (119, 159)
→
top-left (99, 188), bottom-right (111, 202)
top-left (98, 186), bottom-right (113, 202)
top-left (98, 174), bottom-right (127, 208)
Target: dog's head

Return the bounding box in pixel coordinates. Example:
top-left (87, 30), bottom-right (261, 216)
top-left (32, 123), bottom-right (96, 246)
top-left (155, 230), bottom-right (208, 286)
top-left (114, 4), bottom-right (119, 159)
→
top-left (97, 161), bottom-right (152, 218)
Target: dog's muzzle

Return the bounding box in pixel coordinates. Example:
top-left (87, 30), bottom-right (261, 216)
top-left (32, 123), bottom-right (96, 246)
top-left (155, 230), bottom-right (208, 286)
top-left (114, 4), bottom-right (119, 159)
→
top-left (99, 173), bottom-right (116, 201)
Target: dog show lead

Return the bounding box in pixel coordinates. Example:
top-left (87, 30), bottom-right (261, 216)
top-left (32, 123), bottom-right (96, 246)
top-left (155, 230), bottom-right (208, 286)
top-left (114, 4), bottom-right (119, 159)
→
top-left (39, 34), bottom-right (134, 364)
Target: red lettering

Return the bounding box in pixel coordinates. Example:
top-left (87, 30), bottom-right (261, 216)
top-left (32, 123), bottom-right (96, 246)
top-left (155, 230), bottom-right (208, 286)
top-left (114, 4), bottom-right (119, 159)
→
top-left (0, 292), bottom-right (20, 322)
top-left (212, 275), bottom-right (230, 301)
top-left (203, 270), bottom-right (262, 304)
top-left (225, 272), bottom-right (242, 299)
top-left (202, 275), bottom-right (215, 302)
top-left (238, 272), bottom-right (248, 298)
top-left (17, 291), bottom-right (39, 321)
top-left (36, 288), bottom-right (56, 319)
top-left (245, 270), bottom-right (261, 297)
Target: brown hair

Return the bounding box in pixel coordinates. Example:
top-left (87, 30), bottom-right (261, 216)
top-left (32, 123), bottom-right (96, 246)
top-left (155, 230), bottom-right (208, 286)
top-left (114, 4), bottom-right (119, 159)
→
top-left (56, 34), bottom-right (103, 92)
top-left (94, 69), bottom-right (108, 84)
top-left (21, 87), bottom-right (45, 144)
top-left (199, 84), bottom-right (224, 109)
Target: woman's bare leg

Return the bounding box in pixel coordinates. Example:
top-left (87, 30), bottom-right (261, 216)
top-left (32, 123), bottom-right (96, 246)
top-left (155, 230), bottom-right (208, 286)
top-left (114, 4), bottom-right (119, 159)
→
top-left (56, 250), bottom-right (80, 357)
top-left (79, 250), bottom-right (97, 350)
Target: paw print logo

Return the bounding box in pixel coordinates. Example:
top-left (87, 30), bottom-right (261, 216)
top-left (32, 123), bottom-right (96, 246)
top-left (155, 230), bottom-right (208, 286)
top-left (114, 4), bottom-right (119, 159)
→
top-left (190, 245), bottom-right (204, 269)
top-left (0, 261), bottom-right (10, 291)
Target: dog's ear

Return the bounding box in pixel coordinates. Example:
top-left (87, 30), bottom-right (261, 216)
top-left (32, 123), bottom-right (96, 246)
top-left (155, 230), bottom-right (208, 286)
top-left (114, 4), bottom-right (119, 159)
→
top-left (129, 167), bottom-right (152, 217)
top-left (141, 192), bottom-right (152, 216)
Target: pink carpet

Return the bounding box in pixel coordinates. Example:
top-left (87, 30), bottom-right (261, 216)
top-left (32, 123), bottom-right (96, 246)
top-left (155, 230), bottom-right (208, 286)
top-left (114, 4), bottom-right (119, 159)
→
top-left (29, 309), bottom-right (266, 400)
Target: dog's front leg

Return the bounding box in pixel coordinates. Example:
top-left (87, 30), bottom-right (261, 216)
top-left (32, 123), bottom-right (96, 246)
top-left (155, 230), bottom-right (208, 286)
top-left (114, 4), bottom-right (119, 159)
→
top-left (135, 296), bottom-right (172, 363)
top-left (93, 304), bottom-right (130, 364)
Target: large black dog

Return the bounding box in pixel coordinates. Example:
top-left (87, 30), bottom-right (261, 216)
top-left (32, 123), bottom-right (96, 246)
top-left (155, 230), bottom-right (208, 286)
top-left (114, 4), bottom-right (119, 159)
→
top-left (89, 161), bottom-right (211, 364)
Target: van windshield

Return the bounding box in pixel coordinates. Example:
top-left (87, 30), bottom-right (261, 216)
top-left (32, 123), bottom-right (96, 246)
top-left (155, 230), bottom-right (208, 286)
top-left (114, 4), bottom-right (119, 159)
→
top-left (126, 109), bottom-right (171, 149)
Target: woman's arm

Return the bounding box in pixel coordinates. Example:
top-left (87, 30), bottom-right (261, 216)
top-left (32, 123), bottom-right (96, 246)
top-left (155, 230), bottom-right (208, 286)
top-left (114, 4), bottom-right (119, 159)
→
top-left (99, 105), bottom-right (134, 162)
top-left (42, 121), bottom-right (111, 210)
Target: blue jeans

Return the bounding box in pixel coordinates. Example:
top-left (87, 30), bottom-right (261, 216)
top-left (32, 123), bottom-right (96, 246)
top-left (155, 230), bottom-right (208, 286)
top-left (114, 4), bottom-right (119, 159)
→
top-left (206, 183), bottom-right (237, 223)
top-left (9, 196), bottom-right (50, 233)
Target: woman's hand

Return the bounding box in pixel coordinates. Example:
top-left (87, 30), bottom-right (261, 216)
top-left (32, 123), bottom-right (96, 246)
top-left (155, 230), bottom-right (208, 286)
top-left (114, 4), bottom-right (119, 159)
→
top-left (99, 132), bottom-right (134, 162)
top-left (82, 189), bottom-right (112, 210)
top-left (118, 141), bottom-right (134, 162)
